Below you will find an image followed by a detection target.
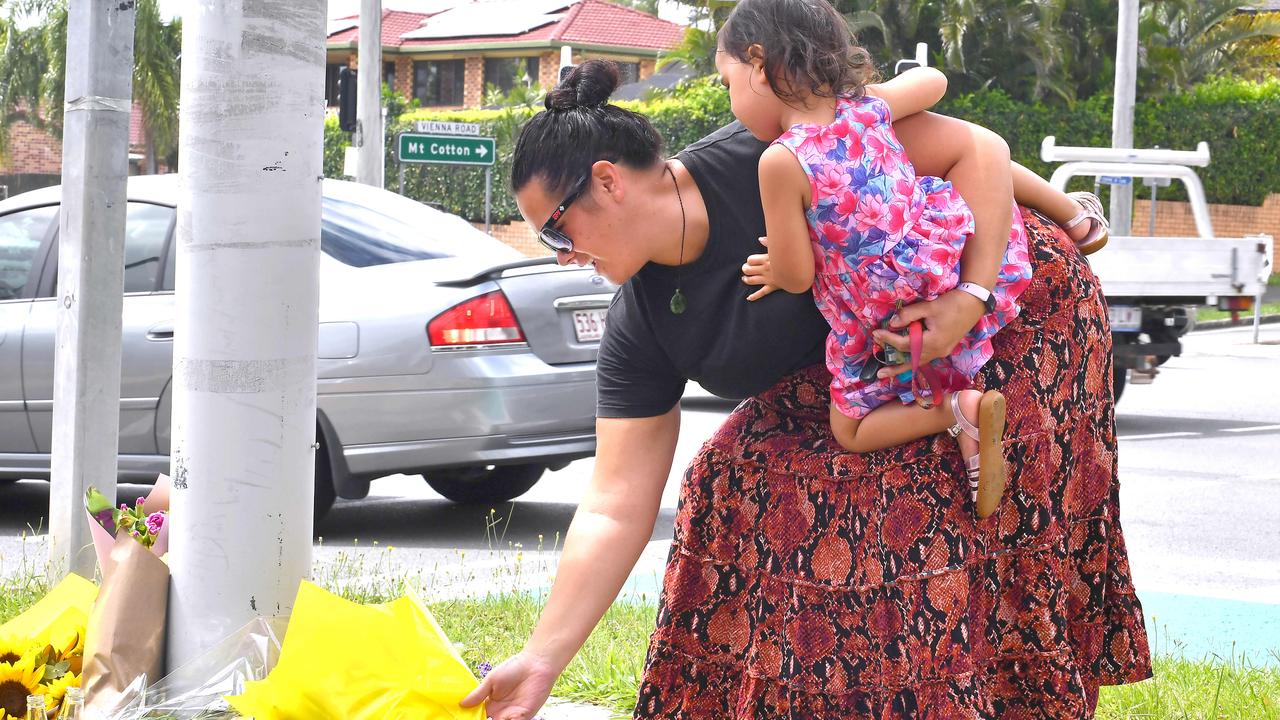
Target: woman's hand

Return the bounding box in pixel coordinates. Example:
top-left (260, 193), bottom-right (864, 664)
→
top-left (871, 290), bottom-right (987, 378)
top-left (459, 650), bottom-right (559, 720)
top-left (742, 237), bottom-right (779, 301)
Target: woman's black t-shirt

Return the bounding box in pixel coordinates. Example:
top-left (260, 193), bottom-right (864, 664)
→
top-left (596, 122), bottom-right (831, 418)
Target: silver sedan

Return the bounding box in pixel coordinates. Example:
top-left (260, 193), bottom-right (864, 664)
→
top-left (0, 175), bottom-right (616, 519)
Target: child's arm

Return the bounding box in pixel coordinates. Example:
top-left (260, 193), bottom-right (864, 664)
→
top-left (750, 144), bottom-right (814, 298)
top-left (865, 66), bottom-right (947, 120)
top-left (1010, 161), bottom-right (1086, 228)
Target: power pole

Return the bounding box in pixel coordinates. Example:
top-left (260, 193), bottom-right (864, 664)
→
top-left (357, 0), bottom-right (384, 187)
top-left (167, 0), bottom-right (324, 667)
top-left (1110, 0), bottom-right (1140, 236)
top-left (49, 0), bottom-right (136, 579)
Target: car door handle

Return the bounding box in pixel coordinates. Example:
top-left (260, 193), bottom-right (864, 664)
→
top-left (553, 293), bottom-right (615, 310)
top-left (146, 323), bottom-right (175, 342)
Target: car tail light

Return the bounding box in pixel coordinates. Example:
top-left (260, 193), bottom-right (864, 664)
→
top-left (428, 290), bottom-right (526, 347)
top-left (1217, 297), bottom-right (1254, 311)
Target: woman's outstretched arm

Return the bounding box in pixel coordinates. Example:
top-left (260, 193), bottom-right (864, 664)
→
top-left (873, 111), bottom-right (1014, 370)
top-left (461, 408), bottom-right (680, 720)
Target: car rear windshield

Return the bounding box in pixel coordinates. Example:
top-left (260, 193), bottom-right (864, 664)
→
top-left (320, 184), bottom-right (499, 267)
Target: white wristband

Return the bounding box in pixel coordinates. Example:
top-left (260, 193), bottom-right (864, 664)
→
top-left (955, 282), bottom-right (995, 312)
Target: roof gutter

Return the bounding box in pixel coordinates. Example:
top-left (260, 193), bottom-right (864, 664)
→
top-left (328, 39), bottom-right (666, 56)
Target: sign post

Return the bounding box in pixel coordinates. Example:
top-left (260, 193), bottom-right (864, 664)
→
top-left (396, 130), bottom-right (496, 232)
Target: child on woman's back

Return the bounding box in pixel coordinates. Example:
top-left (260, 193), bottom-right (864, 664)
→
top-left (720, 0), bottom-right (1107, 518)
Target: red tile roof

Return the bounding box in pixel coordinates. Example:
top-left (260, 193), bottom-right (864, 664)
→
top-left (552, 0), bottom-right (684, 51)
top-left (328, 1), bottom-right (683, 53)
top-left (328, 10), bottom-right (433, 46)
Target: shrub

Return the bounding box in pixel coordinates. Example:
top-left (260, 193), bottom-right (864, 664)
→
top-left (323, 77), bottom-right (1280, 222)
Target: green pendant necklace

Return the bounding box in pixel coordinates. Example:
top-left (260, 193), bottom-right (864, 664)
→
top-left (667, 164), bottom-right (687, 315)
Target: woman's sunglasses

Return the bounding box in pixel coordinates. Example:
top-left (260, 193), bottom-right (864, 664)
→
top-left (538, 176), bottom-right (589, 254)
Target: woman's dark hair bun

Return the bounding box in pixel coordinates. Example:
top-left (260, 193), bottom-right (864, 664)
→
top-left (544, 59), bottom-right (621, 111)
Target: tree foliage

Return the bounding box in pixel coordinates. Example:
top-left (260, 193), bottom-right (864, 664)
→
top-left (0, 0), bottom-right (181, 168)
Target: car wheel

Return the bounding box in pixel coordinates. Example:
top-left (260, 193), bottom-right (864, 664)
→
top-left (1113, 365), bottom-right (1127, 403)
top-left (423, 464), bottom-right (544, 504)
top-left (0, 478), bottom-right (17, 487)
top-left (314, 438), bottom-right (337, 525)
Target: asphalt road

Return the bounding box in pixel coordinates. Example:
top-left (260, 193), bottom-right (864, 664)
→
top-left (3, 323), bottom-right (1278, 662)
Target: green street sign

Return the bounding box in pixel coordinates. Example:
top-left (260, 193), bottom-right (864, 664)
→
top-left (397, 132), bottom-right (495, 166)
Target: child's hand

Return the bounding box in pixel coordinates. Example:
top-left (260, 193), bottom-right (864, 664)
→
top-left (741, 237), bottom-right (779, 301)
top-left (871, 291), bottom-right (986, 377)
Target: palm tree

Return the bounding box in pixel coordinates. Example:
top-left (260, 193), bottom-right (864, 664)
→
top-left (1140, 0), bottom-right (1280, 95)
top-left (934, 0), bottom-right (1075, 102)
top-left (131, 0), bottom-right (181, 172)
top-left (0, 0), bottom-right (180, 170)
top-left (839, 0), bottom-right (941, 68)
top-left (657, 0), bottom-right (735, 77)
top-left (0, 3), bottom-right (58, 157)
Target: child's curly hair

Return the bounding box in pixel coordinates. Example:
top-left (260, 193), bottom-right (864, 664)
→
top-left (719, 0), bottom-right (877, 104)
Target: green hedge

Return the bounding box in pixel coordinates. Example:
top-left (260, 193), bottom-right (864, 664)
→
top-left (934, 78), bottom-right (1280, 206)
top-left (324, 77), bottom-right (1280, 222)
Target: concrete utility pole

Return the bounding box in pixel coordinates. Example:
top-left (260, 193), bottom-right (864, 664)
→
top-left (167, 0), bottom-right (324, 668)
top-left (1111, 0), bottom-right (1140, 236)
top-left (48, 0), bottom-right (136, 579)
top-left (357, 0), bottom-right (384, 187)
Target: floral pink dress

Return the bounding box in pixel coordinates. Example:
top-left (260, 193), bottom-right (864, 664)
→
top-left (772, 95), bottom-right (1034, 419)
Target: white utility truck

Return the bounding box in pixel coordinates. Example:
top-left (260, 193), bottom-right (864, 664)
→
top-left (1043, 138), bottom-right (1274, 400)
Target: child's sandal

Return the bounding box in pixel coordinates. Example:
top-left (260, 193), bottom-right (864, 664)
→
top-left (947, 390), bottom-right (1008, 519)
top-left (1063, 191), bottom-right (1110, 255)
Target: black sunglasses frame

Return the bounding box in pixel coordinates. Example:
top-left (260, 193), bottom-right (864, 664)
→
top-left (538, 176), bottom-right (589, 254)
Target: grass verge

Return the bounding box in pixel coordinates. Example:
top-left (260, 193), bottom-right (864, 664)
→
top-left (1196, 302), bottom-right (1280, 323)
top-left (4, 563), bottom-right (1278, 718)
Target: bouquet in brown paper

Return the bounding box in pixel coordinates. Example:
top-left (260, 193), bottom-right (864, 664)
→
top-left (80, 476), bottom-right (171, 717)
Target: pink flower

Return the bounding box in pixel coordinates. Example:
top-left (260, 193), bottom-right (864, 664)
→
top-left (146, 511), bottom-right (165, 535)
top-left (813, 163), bottom-right (851, 199)
top-left (883, 198), bottom-right (913, 241)
top-left (864, 131), bottom-right (897, 174)
top-left (849, 106), bottom-right (881, 129)
top-left (854, 194), bottom-right (891, 233)
top-left (797, 129), bottom-right (837, 158)
top-left (818, 221), bottom-right (851, 246)
top-left (835, 190), bottom-right (859, 218)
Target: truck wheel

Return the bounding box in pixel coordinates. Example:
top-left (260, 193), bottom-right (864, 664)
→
top-left (314, 437), bottom-right (337, 525)
top-left (424, 464), bottom-right (544, 504)
top-left (1113, 366), bottom-right (1127, 403)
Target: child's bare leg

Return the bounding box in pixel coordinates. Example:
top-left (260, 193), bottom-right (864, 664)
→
top-left (1010, 162), bottom-right (1089, 238)
top-left (830, 398), bottom-right (975, 458)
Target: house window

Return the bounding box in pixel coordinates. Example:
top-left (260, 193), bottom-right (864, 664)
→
top-left (384, 61), bottom-right (396, 92)
top-left (615, 61), bottom-right (641, 85)
top-left (413, 59), bottom-right (465, 106)
top-left (483, 57), bottom-right (540, 94)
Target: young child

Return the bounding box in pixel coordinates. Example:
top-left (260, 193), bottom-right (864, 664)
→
top-left (718, 0), bottom-right (1107, 518)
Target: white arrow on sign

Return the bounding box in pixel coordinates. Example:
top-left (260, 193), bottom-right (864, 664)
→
top-left (476, 145), bottom-right (488, 157)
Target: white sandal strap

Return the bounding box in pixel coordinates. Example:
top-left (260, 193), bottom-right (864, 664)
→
top-left (947, 392), bottom-right (980, 441)
top-left (1062, 209), bottom-right (1090, 231)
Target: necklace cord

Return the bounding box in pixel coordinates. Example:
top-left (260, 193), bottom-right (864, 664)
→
top-left (667, 163), bottom-right (687, 315)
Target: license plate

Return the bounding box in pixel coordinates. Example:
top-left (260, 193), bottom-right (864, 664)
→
top-left (1109, 305), bottom-right (1142, 332)
top-left (572, 309), bottom-right (607, 343)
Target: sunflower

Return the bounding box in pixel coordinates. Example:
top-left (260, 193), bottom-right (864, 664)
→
top-left (0, 636), bottom-right (35, 668)
top-left (51, 627), bottom-right (85, 675)
top-left (42, 671), bottom-right (79, 714)
top-left (0, 655), bottom-right (43, 720)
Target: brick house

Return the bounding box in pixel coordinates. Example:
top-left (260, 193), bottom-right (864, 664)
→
top-left (0, 105), bottom-right (157, 198)
top-left (325, 0), bottom-right (686, 110)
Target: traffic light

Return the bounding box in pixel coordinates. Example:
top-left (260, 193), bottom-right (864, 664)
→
top-left (337, 66), bottom-right (357, 132)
